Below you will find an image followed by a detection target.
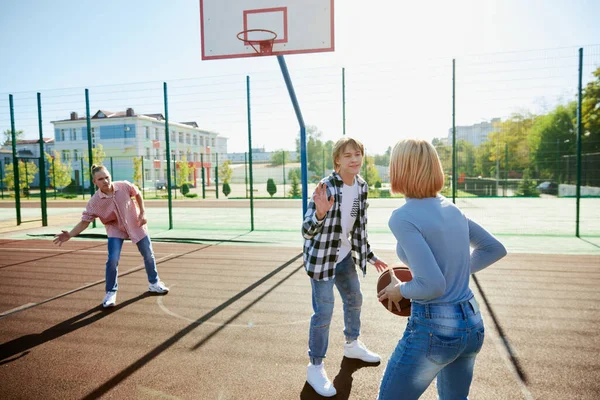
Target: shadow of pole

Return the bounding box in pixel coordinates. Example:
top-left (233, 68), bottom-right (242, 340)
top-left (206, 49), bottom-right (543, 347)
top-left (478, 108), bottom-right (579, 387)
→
top-left (0, 293), bottom-right (151, 365)
top-left (81, 253), bottom-right (303, 400)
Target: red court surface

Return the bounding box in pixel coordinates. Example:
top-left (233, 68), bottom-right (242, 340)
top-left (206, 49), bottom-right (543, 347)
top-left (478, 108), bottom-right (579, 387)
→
top-left (1, 239), bottom-right (599, 399)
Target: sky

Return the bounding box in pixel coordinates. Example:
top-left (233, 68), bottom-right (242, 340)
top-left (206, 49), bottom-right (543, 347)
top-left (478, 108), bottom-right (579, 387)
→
top-left (1, 0), bottom-right (600, 155)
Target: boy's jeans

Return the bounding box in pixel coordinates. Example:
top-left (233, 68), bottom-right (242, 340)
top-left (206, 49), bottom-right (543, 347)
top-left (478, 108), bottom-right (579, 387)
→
top-left (378, 299), bottom-right (485, 400)
top-left (308, 253), bottom-right (363, 365)
top-left (106, 236), bottom-right (159, 292)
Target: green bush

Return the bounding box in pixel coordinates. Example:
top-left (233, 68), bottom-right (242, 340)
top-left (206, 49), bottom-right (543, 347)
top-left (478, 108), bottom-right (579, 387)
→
top-left (266, 178), bottom-right (277, 197)
top-left (180, 183), bottom-right (190, 195)
top-left (375, 181), bottom-right (382, 189)
top-left (184, 193), bottom-right (198, 198)
top-left (222, 182), bottom-right (231, 197)
top-left (516, 170), bottom-right (540, 197)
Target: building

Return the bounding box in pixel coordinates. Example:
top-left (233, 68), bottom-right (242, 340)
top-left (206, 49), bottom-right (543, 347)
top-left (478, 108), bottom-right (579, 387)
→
top-left (1, 138), bottom-right (55, 187)
top-left (227, 148), bottom-right (298, 163)
top-left (51, 108), bottom-right (227, 189)
top-left (447, 118), bottom-right (501, 147)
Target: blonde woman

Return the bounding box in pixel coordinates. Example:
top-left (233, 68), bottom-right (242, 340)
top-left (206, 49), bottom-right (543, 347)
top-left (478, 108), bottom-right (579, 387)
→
top-left (377, 139), bottom-right (506, 400)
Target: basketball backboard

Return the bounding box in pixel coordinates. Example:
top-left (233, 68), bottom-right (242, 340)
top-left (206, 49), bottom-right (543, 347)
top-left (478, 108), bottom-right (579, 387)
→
top-left (199, 0), bottom-right (334, 60)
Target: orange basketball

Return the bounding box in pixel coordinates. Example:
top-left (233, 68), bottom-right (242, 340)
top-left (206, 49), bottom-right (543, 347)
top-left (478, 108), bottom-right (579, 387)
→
top-left (377, 266), bottom-right (412, 317)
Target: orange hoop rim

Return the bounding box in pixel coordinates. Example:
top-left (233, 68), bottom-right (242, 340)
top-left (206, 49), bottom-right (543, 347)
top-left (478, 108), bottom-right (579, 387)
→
top-left (236, 29), bottom-right (278, 54)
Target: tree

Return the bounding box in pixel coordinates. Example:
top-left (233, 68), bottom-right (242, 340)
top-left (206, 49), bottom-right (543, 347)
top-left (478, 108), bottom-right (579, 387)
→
top-left (295, 125), bottom-right (334, 176)
top-left (432, 139), bottom-right (452, 175)
top-left (222, 182), bottom-right (231, 197)
top-left (487, 113), bottom-right (535, 177)
top-left (83, 144), bottom-right (107, 165)
top-left (45, 151), bottom-right (73, 190)
top-left (219, 159), bottom-right (233, 184)
top-left (266, 178), bottom-right (277, 197)
top-left (289, 174), bottom-right (301, 197)
top-left (528, 103), bottom-right (576, 180)
top-left (270, 150), bottom-right (290, 166)
top-left (132, 157), bottom-right (143, 188)
top-left (581, 66), bottom-right (600, 153)
top-left (176, 157), bottom-right (193, 187)
top-left (373, 146), bottom-right (392, 167)
top-left (361, 155), bottom-right (380, 187)
top-left (3, 159), bottom-right (38, 193)
top-left (2, 129), bottom-right (24, 146)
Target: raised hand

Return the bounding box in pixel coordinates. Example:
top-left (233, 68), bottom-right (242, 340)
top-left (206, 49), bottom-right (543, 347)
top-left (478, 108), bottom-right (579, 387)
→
top-left (313, 182), bottom-right (334, 220)
top-left (378, 269), bottom-right (404, 313)
top-left (372, 259), bottom-right (388, 273)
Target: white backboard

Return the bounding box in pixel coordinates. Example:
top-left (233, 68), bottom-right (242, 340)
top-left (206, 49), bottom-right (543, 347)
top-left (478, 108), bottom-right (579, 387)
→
top-left (200, 0), bottom-right (334, 60)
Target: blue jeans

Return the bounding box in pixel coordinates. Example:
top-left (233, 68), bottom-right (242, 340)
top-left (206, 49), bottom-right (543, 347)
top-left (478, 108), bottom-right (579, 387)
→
top-left (378, 298), bottom-right (485, 400)
top-left (308, 253), bottom-right (363, 365)
top-left (106, 236), bottom-right (159, 292)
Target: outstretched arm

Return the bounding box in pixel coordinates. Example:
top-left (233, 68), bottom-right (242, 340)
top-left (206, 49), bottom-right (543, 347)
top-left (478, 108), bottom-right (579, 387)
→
top-left (53, 220), bottom-right (91, 246)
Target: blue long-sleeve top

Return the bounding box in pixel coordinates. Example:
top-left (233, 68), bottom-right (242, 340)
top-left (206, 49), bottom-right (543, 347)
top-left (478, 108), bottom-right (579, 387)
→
top-left (388, 195), bottom-right (507, 303)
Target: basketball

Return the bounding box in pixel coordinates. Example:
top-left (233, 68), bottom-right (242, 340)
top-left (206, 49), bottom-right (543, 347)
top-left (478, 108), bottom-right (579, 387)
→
top-left (377, 266), bottom-right (413, 316)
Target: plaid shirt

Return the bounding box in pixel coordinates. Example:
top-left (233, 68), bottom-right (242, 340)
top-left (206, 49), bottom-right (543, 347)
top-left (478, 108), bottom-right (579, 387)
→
top-left (302, 172), bottom-right (378, 281)
top-left (81, 181), bottom-right (148, 244)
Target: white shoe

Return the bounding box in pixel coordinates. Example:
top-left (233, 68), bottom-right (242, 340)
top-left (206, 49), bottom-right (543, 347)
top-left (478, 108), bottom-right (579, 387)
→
top-left (102, 291), bottom-right (117, 308)
top-left (344, 339), bottom-right (381, 363)
top-left (306, 363), bottom-right (337, 397)
top-left (148, 280), bottom-right (169, 293)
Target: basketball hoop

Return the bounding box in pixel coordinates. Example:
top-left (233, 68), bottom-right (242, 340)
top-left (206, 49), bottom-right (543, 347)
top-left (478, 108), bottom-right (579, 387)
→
top-left (236, 29), bottom-right (277, 55)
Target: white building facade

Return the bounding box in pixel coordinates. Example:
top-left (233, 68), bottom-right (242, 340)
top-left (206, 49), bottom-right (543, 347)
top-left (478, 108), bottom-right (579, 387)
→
top-left (51, 108), bottom-right (227, 189)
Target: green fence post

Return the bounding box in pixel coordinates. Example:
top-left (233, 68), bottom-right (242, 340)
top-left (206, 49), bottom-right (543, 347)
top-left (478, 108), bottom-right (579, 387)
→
top-left (575, 47), bottom-right (583, 237)
top-left (85, 89), bottom-right (95, 227)
top-left (141, 156), bottom-right (145, 199)
top-left (201, 152), bottom-right (206, 199)
top-left (9, 94), bottom-right (21, 225)
top-left (214, 154), bottom-right (219, 199)
top-left (37, 92), bottom-right (48, 226)
top-left (246, 75), bottom-right (254, 231)
top-left (110, 157), bottom-right (114, 177)
top-left (163, 82), bottom-right (173, 230)
top-left (244, 152), bottom-right (248, 199)
top-left (452, 59), bottom-right (457, 203)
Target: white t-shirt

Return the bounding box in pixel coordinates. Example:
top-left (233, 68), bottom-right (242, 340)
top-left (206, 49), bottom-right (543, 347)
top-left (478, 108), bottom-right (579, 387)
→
top-left (338, 180), bottom-right (359, 262)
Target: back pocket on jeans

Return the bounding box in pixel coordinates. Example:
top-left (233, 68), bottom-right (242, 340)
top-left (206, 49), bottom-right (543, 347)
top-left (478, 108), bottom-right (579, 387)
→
top-left (426, 333), bottom-right (462, 365)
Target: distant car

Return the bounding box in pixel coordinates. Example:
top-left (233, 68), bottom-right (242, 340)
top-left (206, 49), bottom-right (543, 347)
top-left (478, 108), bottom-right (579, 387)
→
top-left (155, 181), bottom-right (166, 190)
top-left (537, 181), bottom-right (558, 195)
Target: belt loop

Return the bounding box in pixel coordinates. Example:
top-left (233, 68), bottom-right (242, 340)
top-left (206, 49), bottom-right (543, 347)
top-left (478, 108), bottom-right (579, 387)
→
top-left (459, 302), bottom-right (467, 320)
top-left (425, 304), bottom-right (431, 319)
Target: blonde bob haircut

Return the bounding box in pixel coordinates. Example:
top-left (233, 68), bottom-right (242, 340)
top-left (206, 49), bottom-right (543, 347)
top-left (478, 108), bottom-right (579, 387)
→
top-left (389, 139), bottom-right (444, 198)
top-left (332, 136), bottom-right (364, 172)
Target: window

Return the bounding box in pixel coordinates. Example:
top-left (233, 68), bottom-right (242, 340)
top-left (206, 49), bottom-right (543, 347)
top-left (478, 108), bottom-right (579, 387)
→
top-left (62, 150), bottom-right (70, 162)
top-left (200, 136), bottom-right (205, 146)
top-left (144, 169), bottom-right (150, 180)
top-left (60, 129), bottom-right (66, 141)
top-left (186, 133), bottom-right (191, 144)
top-left (193, 135), bottom-right (197, 145)
top-left (179, 132), bottom-right (184, 143)
top-left (145, 127), bottom-right (150, 139)
top-left (146, 148), bottom-right (151, 159)
top-left (193, 153), bottom-right (198, 162)
top-left (155, 128), bottom-right (160, 140)
top-left (171, 131), bottom-right (175, 141)
top-left (73, 149), bottom-right (79, 161)
top-left (70, 128), bottom-right (77, 141)
top-left (155, 169), bottom-right (160, 179)
top-left (154, 148), bottom-right (160, 159)
top-left (179, 150), bottom-right (184, 160)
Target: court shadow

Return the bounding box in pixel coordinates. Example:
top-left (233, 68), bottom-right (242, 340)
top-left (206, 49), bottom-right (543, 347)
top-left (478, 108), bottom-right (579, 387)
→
top-left (0, 292), bottom-right (150, 365)
top-left (300, 357), bottom-right (381, 400)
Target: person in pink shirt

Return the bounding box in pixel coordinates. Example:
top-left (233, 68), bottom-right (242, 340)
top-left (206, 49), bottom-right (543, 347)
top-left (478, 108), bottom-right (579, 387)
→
top-left (54, 164), bottom-right (169, 308)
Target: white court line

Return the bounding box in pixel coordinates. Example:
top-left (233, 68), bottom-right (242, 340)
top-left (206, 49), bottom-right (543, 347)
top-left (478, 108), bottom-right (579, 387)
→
top-left (157, 284), bottom-right (310, 328)
top-left (0, 253), bottom-right (174, 319)
top-left (0, 247), bottom-right (162, 255)
top-left (0, 303), bottom-right (36, 317)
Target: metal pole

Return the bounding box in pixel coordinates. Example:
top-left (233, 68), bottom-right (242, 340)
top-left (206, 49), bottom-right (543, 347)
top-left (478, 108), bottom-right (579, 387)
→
top-left (215, 153), bottom-right (219, 199)
top-left (201, 153), bottom-right (206, 199)
top-left (85, 89), bottom-right (95, 227)
top-left (52, 157), bottom-right (56, 199)
top-left (37, 93), bottom-right (48, 226)
top-left (576, 48), bottom-right (583, 237)
top-left (452, 59), bottom-right (457, 203)
top-left (342, 67), bottom-right (346, 136)
top-left (277, 55), bottom-right (308, 217)
top-left (244, 152), bottom-right (248, 199)
top-left (163, 82), bottom-right (173, 229)
top-left (246, 76), bottom-right (255, 231)
top-left (110, 157), bottom-right (114, 177)
top-left (9, 94), bottom-right (21, 225)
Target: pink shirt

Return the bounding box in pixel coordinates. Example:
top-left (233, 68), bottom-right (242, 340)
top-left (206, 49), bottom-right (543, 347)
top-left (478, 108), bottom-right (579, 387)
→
top-left (81, 181), bottom-right (148, 244)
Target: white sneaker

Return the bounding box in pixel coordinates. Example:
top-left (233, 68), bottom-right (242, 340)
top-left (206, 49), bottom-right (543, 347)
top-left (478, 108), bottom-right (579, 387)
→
top-left (306, 363), bottom-right (337, 397)
top-left (148, 280), bottom-right (169, 293)
top-left (344, 339), bottom-right (381, 363)
top-left (102, 291), bottom-right (117, 308)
